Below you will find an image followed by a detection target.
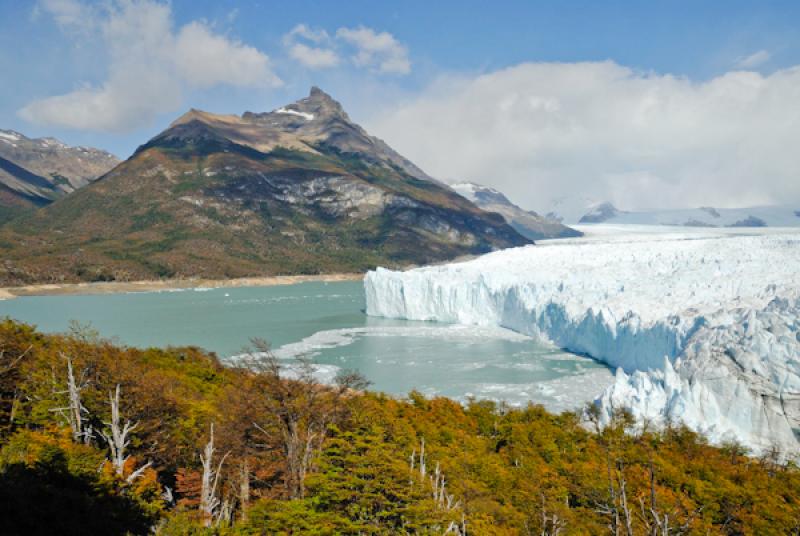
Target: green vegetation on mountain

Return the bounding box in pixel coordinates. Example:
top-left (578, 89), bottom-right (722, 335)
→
top-left (2, 318), bottom-right (799, 535)
top-left (0, 89), bottom-right (528, 286)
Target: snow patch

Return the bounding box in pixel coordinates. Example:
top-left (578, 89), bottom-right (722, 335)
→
top-left (275, 107), bottom-right (314, 121)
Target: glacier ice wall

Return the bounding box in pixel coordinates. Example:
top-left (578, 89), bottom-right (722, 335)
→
top-left (365, 229), bottom-right (800, 454)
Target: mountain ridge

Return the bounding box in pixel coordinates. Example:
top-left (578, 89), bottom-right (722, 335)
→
top-left (450, 182), bottom-right (581, 240)
top-left (0, 88), bottom-right (529, 285)
top-left (544, 195), bottom-right (800, 227)
top-left (0, 129), bottom-right (119, 223)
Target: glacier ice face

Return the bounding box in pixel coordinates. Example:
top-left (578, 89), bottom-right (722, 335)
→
top-left (365, 227), bottom-right (800, 454)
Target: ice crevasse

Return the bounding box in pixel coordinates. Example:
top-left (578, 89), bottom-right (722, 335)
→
top-left (365, 230), bottom-right (800, 454)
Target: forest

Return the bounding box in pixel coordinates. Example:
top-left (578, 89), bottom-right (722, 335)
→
top-left (1, 317), bottom-right (799, 535)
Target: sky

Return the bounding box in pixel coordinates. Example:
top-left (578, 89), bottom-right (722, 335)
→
top-left (1, 0), bottom-right (799, 211)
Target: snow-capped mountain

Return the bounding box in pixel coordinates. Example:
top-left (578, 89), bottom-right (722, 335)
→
top-left (168, 86), bottom-right (433, 183)
top-left (0, 129), bottom-right (119, 223)
top-left (584, 205), bottom-right (800, 227)
top-left (544, 195), bottom-right (614, 224)
top-left (364, 227), bottom-right (800, 454)
top-left (545, 195), bottom-right (800, 227)
top-left (449, 182), bottom-right (581, 239)
top-left (0, 129), bottom-right (119, 191)
top-left (578, 202), bottom-right (623, 223)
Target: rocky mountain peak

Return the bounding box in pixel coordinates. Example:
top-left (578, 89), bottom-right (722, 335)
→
top-left (0, 129), bottom-right (119, 190)
top-left (578, 202), bottom-right (621, 223)
top-left (450, 182), bottom-right (511, 206)
top-left (261, 86), bottom-right (349, 123)
top-left (0, 129), bottom-right (120, 222)
top-left (450, 181), bottom-right (582, 240)
top-left (149, 87), bottom-right (433, 182)
top-left (300, 86), bottom-right (349, 120)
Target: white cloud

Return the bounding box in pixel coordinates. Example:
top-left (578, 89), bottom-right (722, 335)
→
top-left (283, 24), bottom-right (340, 69)
top-left (286, 23), bottom-right (330, 44)
top-left (34, 0), bottom-right (95, 33)
top-left (174, 22), bottom-right (281, 88)
top-left (288, 43), bottom-right (341, 69)
top-left (735, 49), bottom-right (771, 69)
top-left (336, 26), bottom-right (410, 75)
top-left (368, 62), bottom-right (800, 211)
top-left (21, 0), bottom-right (281, 132)
top-left (282, 23), bottom-right (410, 75)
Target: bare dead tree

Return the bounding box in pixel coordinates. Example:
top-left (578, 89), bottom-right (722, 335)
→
top-left (410, 437), bottom-right (462, 512)
top-left (246, 338), bottom-right (368, 500)
top-left (162, 486), bottom-right (175, 505)
top-left (636, 461), bottom-right (701, 536)
top-left (538, 493), bottom-right (567, 536)
top-left (617, 460), bottom-right (634, 536)
top-left (100, 384), bottom-right (151, 481)
top-left (594, 447), bottom-right (621, 536)
top-left (200, 423), bottom-right (230, 527)
top-left (217, 496), bottom-right (234, 527)
top-left (0, 343), bottom-right (31, 433)
top-left (238, 459), bottom-right (251, 522)
top-left (50, 353), bottom-right (92, 444)
top-left (590, 407), bottom-right (641, 536)
top-left (0, 344), bottom-right (30, 377)
top-left (409, 436), bottom-right (467, 534)
top-left (594, 454), bottom-right (638, 536)
top-left (760, 443), bottom-right (784, 476)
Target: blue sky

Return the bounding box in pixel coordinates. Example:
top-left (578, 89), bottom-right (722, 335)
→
top-left (1, 1), bottom-right (799, 209)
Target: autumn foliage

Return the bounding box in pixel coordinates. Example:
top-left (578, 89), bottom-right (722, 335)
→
top-left (1, 317), bottom-right (800, 535)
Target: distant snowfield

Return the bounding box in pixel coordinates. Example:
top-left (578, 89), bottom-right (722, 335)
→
top-left (366, 225), bottom-right (800, 454)
top-left (588, 205), bottom-right (800, 228)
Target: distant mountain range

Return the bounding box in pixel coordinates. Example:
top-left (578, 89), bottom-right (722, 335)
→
top-left (0, 130), bottom-right (119, 223)
top-left (0, 88), bottom-right (529, 285)
top-left (449, 182), bottom-right (581, 239)
top-left (585, 204), bottom-right (800, 227)
top-left (546, 196), bottom-right (800, 228)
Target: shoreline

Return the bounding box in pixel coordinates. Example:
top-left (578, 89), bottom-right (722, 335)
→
top-left (0, 273), bottom-right (364, 300)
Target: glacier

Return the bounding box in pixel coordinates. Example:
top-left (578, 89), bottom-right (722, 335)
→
top-left (365, 227), bottom-right (800, 454)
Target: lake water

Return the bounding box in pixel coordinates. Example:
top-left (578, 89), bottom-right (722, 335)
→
top-left (0, 281), bottom-right (613, 412)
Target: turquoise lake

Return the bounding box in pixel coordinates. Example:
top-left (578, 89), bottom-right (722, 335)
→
top-left (0, 281), bottom-right (613, 411)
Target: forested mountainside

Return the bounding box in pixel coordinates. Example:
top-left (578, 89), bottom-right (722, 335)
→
top-left (1, 318), bottom-right (799, 535)
top-left (0, 88), bottom-right (528, 286)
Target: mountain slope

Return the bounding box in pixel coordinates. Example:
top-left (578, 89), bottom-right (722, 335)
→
top-left (450, 182), bottom-right (581, 239)
top-left (0, 88), bottom-right (528, 285)
top-left (0, 129), bottom-right (119, 223)
top-left (545, 194), bottom-right (800, 227)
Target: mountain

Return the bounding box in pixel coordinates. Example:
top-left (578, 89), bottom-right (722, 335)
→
top-left (578, 201), bottom-right (623, 223)
top-left (544, 196), bottom-right (613, 224)
top-left (449, 182), bottom-right (581, 239)
top-left (0, 88), bottom-right (529, 285)
top-left (0, 129), bottom-right (119, 223)
top-left (544, 194), bottom-right (800, 227)
top-left (578, 204), bottom-right (800, 227)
